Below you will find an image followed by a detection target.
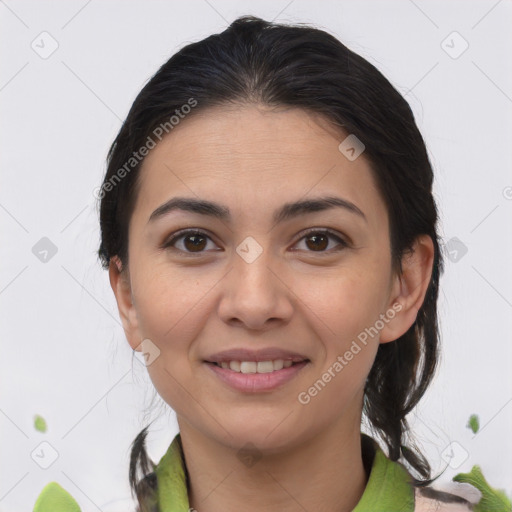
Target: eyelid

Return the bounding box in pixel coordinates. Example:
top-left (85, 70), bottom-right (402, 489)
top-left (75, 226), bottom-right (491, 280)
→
top-left (297, 227), bottom-right (348, 244)
top-left (161, 227), bottom-right (349, 255)
top-left (160, 228), bottom-right (218, 254)
top-left (292, 227), bottom-right (349, 253)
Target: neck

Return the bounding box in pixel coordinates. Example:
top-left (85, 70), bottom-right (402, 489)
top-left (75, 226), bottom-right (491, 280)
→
top-left (177, 414), bottom-right (368, 512)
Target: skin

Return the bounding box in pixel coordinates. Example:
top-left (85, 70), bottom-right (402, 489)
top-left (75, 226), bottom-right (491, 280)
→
top-left (109, 103), bottom-right (434, 512)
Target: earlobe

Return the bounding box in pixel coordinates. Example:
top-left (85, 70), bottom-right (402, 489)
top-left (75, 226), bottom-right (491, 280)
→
top-left (108, 257), bottom-right (142, 352)
top-left (379, 235), bottom-right (435, 344)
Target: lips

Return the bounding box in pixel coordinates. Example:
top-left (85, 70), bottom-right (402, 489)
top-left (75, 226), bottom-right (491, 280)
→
top-left (204, 347), bottom-right (309, 364)
top-left (205, 358), bottom-right (310, 392)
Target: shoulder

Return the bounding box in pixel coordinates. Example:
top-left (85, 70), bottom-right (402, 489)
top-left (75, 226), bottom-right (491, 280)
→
top-left (414, 486), bottom-right (475, 512)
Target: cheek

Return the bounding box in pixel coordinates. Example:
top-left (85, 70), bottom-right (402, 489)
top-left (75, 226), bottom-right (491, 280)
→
top-left (299, 268), bottom-right (389, 343)
top-left (293, 269), bottom-right (387, 406)
top-left (131, 267), bottom-right (215, 406)
top-left (295, 276), bottom-right (382, 415)
top-left (132, 264), bottom-right (212, 341)
top-left (135, 275), bottom-right (199, 396)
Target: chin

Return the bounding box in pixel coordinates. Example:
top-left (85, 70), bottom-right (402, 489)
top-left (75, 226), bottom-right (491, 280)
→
top-left (212, 416), bottom-right (309, 455)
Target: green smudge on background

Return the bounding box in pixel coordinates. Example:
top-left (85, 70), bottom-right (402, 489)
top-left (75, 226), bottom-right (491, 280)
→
top-left (453, 414), bottom-right (512, 511)
top-left (467, 413), bottom-right (479, 433)
top-left (454, 466), bottom-right (512, 512)
top-left (34, 414), bottom-right (47, 433)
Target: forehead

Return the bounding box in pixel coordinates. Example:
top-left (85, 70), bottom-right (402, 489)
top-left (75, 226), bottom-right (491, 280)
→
top-left (132, 104), bottom-right (387, 230)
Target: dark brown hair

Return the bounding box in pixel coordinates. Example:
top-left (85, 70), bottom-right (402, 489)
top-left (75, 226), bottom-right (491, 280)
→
top-left (97, 15), bottom-right (446, 510)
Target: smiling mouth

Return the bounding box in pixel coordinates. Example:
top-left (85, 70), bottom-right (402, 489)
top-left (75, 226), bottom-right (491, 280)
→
top-left (206, 359), bottom-right (309, 374)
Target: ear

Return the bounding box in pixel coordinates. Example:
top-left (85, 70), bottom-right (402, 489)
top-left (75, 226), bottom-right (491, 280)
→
top-left (108, 256), bottom-right (143, 352)
top-left (379, 234), bottom-right (435, 344)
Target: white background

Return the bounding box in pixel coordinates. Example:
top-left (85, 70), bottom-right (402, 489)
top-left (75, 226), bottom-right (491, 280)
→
top-left (1, 1), bottom-right (511, 510)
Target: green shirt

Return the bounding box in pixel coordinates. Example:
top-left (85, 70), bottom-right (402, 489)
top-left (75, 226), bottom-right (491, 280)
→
top-left (155, 433), bottom-right (415, 512)
top-left (33, 433), bottom-right (414, 511)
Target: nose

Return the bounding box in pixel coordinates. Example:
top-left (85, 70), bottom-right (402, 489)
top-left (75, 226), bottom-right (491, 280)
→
top-left (217, 246), bottom-right (294, 331)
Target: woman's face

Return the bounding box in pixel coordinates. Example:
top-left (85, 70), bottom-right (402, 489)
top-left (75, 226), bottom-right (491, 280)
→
top-left (112, 104), bottom-right (408, 452)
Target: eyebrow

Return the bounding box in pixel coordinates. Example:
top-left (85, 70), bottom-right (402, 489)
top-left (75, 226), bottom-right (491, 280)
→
top-left (147, 195), bottom-right (367, 226)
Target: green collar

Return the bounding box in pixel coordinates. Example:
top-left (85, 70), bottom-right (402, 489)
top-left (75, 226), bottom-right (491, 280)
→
top-left (155, 433), bottom-right (415, 512)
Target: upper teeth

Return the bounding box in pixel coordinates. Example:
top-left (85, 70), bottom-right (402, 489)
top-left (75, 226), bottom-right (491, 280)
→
top-left (218, 360), bottom-right (294, 373)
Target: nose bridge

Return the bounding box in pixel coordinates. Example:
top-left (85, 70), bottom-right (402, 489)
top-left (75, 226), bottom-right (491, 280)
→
top-left (218, 235), bottom-right (292, 328)
top-left (233, 235), bottom-right (277, 297)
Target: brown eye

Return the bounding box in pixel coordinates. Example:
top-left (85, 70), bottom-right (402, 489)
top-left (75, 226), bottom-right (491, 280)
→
top-left (183, 233), bottom-right (207, 252)
top-left (295, 229), bottom-right (348, 254)
top-left (305, 233), bottom-right (329, 251)
top-left (162, 230), bottom-right (215, 254)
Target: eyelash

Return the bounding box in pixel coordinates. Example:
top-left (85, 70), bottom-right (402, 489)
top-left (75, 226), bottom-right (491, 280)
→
top-left (161, 228), bottom-right (349, 257)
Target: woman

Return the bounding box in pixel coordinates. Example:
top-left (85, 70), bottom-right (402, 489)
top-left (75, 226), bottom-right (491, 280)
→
top-left (33, 15), bottom-right (507, 512)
